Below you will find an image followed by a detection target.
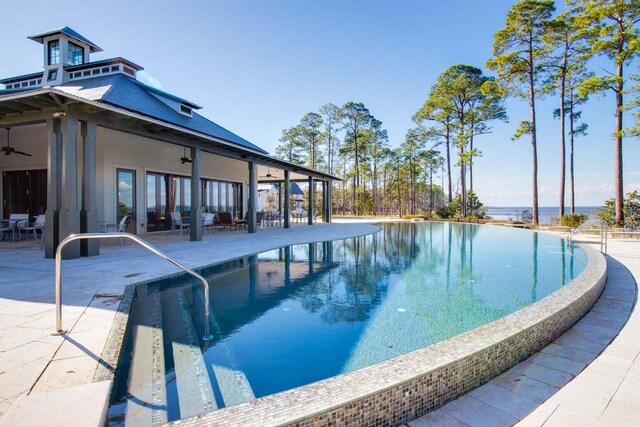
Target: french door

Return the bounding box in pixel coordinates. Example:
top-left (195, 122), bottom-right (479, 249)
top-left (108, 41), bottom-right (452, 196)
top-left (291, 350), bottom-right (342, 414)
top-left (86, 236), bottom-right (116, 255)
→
top-left (2, 169), bottom-right (46, 219)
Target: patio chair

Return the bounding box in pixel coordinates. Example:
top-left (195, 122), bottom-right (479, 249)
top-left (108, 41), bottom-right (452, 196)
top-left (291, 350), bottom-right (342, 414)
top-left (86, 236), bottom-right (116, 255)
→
top-left (2, 214), bottom-right (29, 241)
top-left (18, 215), bottom-right (46, 246)
top-left (170, 212), bottom-right (189, 234)
top-left (202, 212), bottom-right (215, 235)
top-left (256, 212), bottom-right (265, 229)
top-left (216, 212), bottom-right (234, 230)
top-left (234, 212), bottom-right (248, 229)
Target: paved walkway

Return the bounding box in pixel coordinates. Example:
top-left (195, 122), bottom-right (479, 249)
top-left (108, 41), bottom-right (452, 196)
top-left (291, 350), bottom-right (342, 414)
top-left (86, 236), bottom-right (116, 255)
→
top-left (0, 222), bottom-right (380, 424)
top-left (409, 233), bottom-right (639, 427)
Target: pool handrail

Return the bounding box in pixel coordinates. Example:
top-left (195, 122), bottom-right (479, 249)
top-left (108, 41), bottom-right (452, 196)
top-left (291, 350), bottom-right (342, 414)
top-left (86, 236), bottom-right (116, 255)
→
top-left (567, 218), bottom-right (608, 253)
top-left (54, 232), bottom-right (214, 341)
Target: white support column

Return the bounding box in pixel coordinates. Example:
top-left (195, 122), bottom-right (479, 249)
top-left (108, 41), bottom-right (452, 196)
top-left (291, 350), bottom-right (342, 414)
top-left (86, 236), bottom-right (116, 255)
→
top-left (190, 146), bottom-right (202, 241)
top-left (80, 120), bottom-right (99, 256)
top-left (58, 114), bottom-right (80, 259)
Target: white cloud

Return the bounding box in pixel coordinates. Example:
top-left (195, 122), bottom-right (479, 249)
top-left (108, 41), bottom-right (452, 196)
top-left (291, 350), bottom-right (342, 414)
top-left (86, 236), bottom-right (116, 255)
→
top-left (625, 182), bottom-right (640, 192)
top-left (119, 180), bottom-right (132, 191)
top-left (137, 70), bottom-right (163, 89)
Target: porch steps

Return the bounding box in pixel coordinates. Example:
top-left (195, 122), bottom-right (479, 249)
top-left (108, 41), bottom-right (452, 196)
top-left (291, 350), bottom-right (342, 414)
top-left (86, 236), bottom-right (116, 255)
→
top-left (164, 288), bottom-right (217, 419)
top-left (122, 287), bottom-right (168, 426)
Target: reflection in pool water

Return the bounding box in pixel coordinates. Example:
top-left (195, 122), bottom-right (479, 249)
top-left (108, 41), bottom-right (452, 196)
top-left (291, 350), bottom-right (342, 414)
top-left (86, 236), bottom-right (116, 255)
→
top-left (109, 222), bottom-right (586, 424)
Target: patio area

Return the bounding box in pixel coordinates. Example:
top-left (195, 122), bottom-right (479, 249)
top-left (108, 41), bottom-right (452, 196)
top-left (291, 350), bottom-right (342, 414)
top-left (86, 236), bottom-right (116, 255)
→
top-left (0, 221), bottom-right (379, 423)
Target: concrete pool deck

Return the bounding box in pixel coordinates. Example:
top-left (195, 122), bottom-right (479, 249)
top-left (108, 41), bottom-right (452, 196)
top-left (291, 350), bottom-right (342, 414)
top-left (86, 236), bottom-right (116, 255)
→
top-left (0, 221), bottom-right (638, 426)
top-left (0, 222), bottom-right (381, 425)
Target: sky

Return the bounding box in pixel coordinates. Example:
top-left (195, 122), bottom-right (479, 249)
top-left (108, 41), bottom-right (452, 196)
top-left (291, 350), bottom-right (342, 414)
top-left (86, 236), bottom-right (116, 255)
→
top-left (1, 0), bottom-right (638, 207)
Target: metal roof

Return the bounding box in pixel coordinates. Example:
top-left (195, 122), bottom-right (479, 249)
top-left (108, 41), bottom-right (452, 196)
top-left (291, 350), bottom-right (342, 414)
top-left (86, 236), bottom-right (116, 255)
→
top-left (0, 72), bottom-right (42, 85)
top-left (0, 86), bottom-right (343, 182)
top-left (66, 57), bottom-right (144, 72)
top-left (53, 74), bottom-right (265, 153)
top-left (28, 26), bottom-right (103, 53)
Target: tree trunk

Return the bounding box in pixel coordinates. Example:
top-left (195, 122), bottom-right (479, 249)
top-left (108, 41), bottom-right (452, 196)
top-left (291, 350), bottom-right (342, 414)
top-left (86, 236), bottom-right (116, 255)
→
top-left (614, 62), bottom-right (624, 226)
top-left (429, 166), bottom-right (434, 211)
top-left (460, 146), bottom-right (466, 217)
top-left (446, 120), bottom-right (452, 203)
top-left (569, 90), bottom-right (575, 214)
top-left (529, 42), bottom-right (539, 225)
top-left (559, 71), bottom-right (566, 218)
top-left (469, 133), bottom-right (474, 192)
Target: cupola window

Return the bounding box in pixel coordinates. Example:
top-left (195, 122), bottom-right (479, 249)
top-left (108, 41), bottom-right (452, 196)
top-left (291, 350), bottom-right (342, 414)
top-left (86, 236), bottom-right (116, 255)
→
top-left (67, 41), bottom-right (84, 66)
top-left (179, 104), bottom-right (193, 117)
top-left (48, 40), bottom-right (60, 65)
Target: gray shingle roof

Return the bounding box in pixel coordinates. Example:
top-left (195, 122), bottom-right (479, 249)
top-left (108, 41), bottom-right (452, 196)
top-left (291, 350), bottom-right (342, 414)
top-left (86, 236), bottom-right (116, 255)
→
top-left (54, 74), bottom-right (267, 154)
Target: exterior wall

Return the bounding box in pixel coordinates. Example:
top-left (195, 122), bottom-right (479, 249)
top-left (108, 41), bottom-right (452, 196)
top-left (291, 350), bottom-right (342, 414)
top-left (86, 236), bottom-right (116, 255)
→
top-left (97, 127), bottom-right (249, 234)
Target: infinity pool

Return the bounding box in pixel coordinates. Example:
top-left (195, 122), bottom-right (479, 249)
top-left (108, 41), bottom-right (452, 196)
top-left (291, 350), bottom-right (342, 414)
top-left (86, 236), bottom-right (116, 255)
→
top-left (108, 222), bottom-right (586, 425)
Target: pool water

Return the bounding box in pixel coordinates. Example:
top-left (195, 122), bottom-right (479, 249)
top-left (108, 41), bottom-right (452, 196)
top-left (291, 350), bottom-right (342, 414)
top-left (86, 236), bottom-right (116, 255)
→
top-left (108, 222), bottom-right (586, 425)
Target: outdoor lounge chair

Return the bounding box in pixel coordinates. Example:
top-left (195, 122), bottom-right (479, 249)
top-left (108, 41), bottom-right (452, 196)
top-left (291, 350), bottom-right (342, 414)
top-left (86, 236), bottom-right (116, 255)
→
top-left (18, 215), bottom-right (45, 247)
top-left (202, 212), bottom-right (215, 234)
top-left (1, 214), bottom-right (29, 241)
top-left (216, 212), bottom-right (235, 230)
top-left (170, 212), bottom-right (189, 234)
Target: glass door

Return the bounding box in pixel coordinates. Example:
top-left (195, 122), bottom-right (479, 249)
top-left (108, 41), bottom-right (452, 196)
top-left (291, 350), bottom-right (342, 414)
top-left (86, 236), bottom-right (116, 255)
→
top-left (116, 169), bottom-right (136, 233)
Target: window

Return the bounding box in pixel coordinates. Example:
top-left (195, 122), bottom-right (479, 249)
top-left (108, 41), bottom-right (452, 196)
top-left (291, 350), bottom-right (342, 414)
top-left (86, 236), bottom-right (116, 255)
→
top-left (117, 169), bottom-right (136, 233)
top-left (47, 69), bottom-right (57, 81)
top-left (180, 104), bottom-right (193, 117)
top-left (67, 42), bottom-right (84, 66)
top-left (48, 40), bottom-right (60, 65)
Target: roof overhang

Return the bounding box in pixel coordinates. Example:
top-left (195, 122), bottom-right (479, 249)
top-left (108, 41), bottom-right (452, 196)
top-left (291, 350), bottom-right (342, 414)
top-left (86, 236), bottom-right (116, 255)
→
top-left (28, 27), bottom-right (103, 53)
top-left (0, 88), bottom-right (342, 182)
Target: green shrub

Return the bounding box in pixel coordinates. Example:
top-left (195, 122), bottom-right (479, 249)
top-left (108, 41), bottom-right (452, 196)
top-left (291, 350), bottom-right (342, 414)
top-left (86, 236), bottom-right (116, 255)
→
top-left (434, 206), bottom-right (453, 219)
top-left (401, 214), bottom-right (430, 220)
top-left (560, 213), bottom-right (588, 227)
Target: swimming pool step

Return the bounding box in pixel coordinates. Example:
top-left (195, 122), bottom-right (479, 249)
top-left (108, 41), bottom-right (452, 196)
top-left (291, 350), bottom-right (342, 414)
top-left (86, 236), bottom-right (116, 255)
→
top-left (211, 363), bottom-right (255, 407)
top-left (123, 288), bottom-right (168, 426)
top-left (191, 287), bottom-right (256, 407)
top-left (164, 288), bottom-right (217, 419)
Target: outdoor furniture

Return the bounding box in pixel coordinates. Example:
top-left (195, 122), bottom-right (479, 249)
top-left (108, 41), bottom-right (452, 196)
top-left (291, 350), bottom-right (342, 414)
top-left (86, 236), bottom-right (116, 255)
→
top-left (256, 212), bottom-right (265, 229)
top-left (170, 212), bottom-right (190, 234)
top-left (216, 212), bottom-right (235, 230)
top-left (202, 212), bottom-right (215, 235)
top-left (1, 214), bottom-right (29, 241)
top-left (99, 215), bottom-right (130, 244)
top-left (0, 221), bottom-right (13, 241)
top-left (234, 212), bottom-right (248, 229)
top-left (18, 215), bottom-right (46, 247)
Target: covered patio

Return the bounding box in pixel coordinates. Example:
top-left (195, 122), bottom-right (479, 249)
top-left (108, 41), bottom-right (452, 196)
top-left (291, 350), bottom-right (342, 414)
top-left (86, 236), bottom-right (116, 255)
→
top-left (0, 88), bottom-right (339, 259)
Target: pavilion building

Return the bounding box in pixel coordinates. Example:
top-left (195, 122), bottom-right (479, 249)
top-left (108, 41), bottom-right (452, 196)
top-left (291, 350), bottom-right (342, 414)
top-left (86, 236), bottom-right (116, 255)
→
top-left (0, 27), bottom-right (336, 259)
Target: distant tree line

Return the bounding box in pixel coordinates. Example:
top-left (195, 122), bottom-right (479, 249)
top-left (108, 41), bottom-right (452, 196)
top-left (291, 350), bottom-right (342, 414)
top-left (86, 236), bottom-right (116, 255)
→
top-left (274, 0), bottom-right (640, 227)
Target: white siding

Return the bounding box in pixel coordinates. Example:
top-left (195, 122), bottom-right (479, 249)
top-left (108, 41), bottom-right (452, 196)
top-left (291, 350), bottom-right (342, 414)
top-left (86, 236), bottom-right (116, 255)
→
top-left (98, 127), bottom-right (249, 233)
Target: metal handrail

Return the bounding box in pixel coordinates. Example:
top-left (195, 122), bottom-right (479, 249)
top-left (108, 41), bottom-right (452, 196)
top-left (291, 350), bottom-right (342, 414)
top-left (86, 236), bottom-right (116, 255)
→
top-left (54, 232), bottom-right (213, 341)
top-left (567, 218), bottom-right (608, 253)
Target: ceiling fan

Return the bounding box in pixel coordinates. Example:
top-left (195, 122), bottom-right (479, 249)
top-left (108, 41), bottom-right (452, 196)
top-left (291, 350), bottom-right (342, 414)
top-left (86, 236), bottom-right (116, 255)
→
top-left (2, 128), bottom-right (32, 157)
top-left (179, 147), bottom-right (192, 164)
top-left (259, 167), bottom-right (274, 178)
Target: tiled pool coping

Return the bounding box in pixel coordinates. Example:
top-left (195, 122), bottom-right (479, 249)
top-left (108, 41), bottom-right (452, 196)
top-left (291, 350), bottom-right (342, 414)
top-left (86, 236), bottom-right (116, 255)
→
top-left (164, 243), bottom-right (606, 427)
